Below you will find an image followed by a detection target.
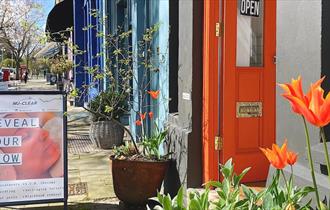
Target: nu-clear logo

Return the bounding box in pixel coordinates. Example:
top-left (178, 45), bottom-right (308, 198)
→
top-left (12, 98), bottom-right (38, 106)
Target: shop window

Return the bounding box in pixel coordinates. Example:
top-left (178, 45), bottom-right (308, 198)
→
top-left (236, 0), bottom-right (264, 67)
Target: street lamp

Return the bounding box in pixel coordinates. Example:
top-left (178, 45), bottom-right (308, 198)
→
top-left (11, 51), bottom-right (13, 68)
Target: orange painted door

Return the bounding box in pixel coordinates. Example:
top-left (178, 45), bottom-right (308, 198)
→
top-left (221, 0), bottom-right (276, 182)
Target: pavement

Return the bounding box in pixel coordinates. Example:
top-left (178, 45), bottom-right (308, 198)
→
top-left (0, 78), bottom-right (122, 210)
top-left (0, 78), bottom-right (265, 210)
top-left (6, 78), bottom-right (58, 91)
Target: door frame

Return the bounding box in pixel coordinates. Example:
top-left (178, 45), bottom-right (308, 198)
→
top-left (202, 0), bottom-right (222, 182)
top-left (202, 0), bottom-right (276, 182)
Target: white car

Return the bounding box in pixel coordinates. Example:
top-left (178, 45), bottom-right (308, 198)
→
top-left (9, 68), bottom-right (16, 80)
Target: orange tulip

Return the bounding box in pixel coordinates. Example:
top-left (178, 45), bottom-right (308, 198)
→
top-left (279, 76), bottom-right (308, 114)
top-left (260, 140), bottom-right (288, 169)
top-left (280, 76), bottom-right (330, 127)
top-left (148, 90), bottom-right (160, 99)
top-left (287, 150), bottom-right (298, 166)
top-left (148, 112), bottom-right (153, 119)
top-left (135, 120), bottom-right (142, 126)
top-left (139, 112), bottom-right (146, 120)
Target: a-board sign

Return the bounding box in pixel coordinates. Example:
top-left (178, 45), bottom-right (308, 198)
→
top-left (240, 0), bottom-right (260, 17)
top-left (0, 92), bottom-right (67, 207)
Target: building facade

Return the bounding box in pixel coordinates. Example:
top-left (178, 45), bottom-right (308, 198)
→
top-left (200, 0), bottom-right (329, 203)
top-left (73, 0), bottom-right (176, 135)
top-left (71, 0), bottom-right (329, 201)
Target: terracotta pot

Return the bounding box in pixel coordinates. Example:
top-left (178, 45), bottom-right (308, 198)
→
top-left (110, 157), bottom-right (170, 206)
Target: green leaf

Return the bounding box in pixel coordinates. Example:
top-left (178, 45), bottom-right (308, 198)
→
top-left (234, 167), bottom-right (251, 187)
top-left (255, 190), bottom-right (266, 204)
top-left (262, 192), bottom-right (274, 210)
top-left (299, 199), bottom-right (312, 209)
top-left (277, 190), bottom-right (286, 207)
top-left (319, 202), bottom-right (328, 210)
top-left (216, 189), bottom-right (226, 200)
top-left (200, 189), bottom-right (210, 209)
top-left (234, 199), bottom-right (248, 208)
top-left (163, 194), bottom-right (172, 210)
top-left (223, 179), bottom-right (230, 195)
top-left (242, 184), bottom-right (254, 199)
top-left (176, 186), bottom-right (184, 208)
top-left (157, 192), bottom-right (164, 205)
top-left (153, 206), bottom-right (164, 210)
top-left (188, 199), bottom-right (201, 210)
top-left (205, 181), bottom-right (222, 189)
top-left (221, 159), bottom-right (233, 178)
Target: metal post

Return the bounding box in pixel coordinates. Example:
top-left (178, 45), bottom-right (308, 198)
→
top-left (11, 51), bottom-right (13, 67)
top-left (64, 200), bottom-right (68, 210)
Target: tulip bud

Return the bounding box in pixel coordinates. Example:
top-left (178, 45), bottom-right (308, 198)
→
top-left (285, 203), bottom-right (295, 210)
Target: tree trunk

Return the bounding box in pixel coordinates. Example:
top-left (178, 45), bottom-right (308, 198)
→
top-left (15, 60), bottom-right (20, 80)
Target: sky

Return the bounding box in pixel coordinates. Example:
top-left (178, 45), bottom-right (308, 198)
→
top-left (33, 0), bottom-right (54, 29)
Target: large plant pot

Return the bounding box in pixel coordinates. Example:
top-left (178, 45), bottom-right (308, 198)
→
top-left (111, 157), bottom-right (170, 206)
top-left (89, 120), bottom-right (124, 149)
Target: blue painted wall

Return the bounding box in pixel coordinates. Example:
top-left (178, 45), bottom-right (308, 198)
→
top-left (74, 0), bottom-right (108, 106)
top-left (74, 0), bottom-right (170, 140)
top-left (105, 0), bottom-right (170, 138)
top-left (73, 0), bottom-right (86, 106)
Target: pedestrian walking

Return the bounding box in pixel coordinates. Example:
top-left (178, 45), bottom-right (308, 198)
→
top-left (23, 71), bottom-right (28, 84)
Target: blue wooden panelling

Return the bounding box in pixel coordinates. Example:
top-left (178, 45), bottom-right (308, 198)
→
top-left (130, 0), bottom-right (147, 139)
top-left (104, 0), bottom-right (170, 139)
top-left (157, 0), bottom-right (169, 131)
top-left (147, 0), bottom-right (169, 153)
top-left (73, 0), bottom-right (86, 106)
top-left (88, 0), bottom-right (99, 100)
top-left (98, 0), bottom-right (107, 91)
top-left (75, 0), bottom-right (170, 139)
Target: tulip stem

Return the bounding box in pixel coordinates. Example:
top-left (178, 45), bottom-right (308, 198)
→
top-left (289, 165), bottom-right (294, 199)
top-left (302, 117), bottom-right (321, 209)
top-left (320, 127), bottom-right (330, 184)
top-left (280, 169), bottom-right (290, 201)
top-left (280, 170), bottom-right (288, 188)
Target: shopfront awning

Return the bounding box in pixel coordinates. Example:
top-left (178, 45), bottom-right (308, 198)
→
top-left (45, 0), bottom-right (73, 42)
top-left (34, 42), bottom-right (61, 58)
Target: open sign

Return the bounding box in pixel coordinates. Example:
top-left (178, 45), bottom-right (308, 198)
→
top-left (240, 0), bottom-right (260, 17)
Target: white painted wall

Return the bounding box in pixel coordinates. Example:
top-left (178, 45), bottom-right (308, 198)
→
top-left (276, 0), bottom-right (321, 165)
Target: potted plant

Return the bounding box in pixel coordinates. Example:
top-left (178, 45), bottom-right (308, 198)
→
top-left (110, 93), bottom-right (170, 207)
top-left (50, 56), bottom-right (72, 90)
top-left (72, 20), bottom-right (170, 206)
top-left (106, 24), bottom-right (171, 207)
top-left (87, 88), bottom-right (128, 149)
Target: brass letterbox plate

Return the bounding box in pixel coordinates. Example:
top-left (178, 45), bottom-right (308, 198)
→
top-left (236, 102), bottom-right (262, 118)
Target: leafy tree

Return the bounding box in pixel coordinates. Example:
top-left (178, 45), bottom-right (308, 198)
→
top-left (0, 0), bottom-right (44, 79)
top-left (0, 58), bottom-right (14, 67)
